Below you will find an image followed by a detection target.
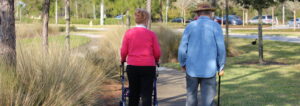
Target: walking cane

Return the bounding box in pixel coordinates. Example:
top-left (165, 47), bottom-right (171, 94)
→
top-left (217, 74), bottom-right (221, 106)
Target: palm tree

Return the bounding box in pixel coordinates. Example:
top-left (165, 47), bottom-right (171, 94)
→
top-left (0, 0), bottom-right (17, 66)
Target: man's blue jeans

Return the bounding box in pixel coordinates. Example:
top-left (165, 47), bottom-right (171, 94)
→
top-left (186, 74), bottom-right (217, 106)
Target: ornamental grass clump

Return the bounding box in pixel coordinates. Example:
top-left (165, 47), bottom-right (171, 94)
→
top-left (152, 24), bottom-right (181, 63)
top-left (0, 45), bottom-right (105, 105)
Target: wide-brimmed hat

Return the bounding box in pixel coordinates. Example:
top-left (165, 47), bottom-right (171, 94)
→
top-left (193, 3), bottom-right (216, 12)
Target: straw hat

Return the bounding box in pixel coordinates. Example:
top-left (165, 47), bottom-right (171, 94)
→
top-left (193, 3), bottom-right (216, 12)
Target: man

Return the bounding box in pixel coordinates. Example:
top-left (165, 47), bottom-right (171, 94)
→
top-left (178, 3), bottom-right (226, 106)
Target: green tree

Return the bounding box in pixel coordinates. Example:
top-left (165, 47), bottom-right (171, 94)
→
top-left (235, 0), bottom-right (287, 64)
top-left (173, 0), bottom-right (194, 25)
top-left (285, 0), bottom-right (300, 30)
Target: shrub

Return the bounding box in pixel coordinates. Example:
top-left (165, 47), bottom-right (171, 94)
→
top-left (86, 26), bottom-right (126, 79)
top-left (104, 18), bottom-right (122, 25)
top-left (58, 25), bottom-right (77, 32)
top-left (49, 18), bottom-right (121, 25)
top-left (227, 41), bottom-right (244, 57)
top-left (85, 25), bottom-right (181, 81)
top-left (152, 24), bottom-right (182, 63)
top-left (16, 24), bottom-right (60, 38)
top-left (0, 45), bottom-right (105, 105)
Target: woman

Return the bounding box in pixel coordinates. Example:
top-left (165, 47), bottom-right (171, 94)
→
top-left (120, 9), bottom-right (161, 106)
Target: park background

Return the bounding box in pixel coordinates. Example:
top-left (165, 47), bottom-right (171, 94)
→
top-left (0, 0), bottom-right (300, 106)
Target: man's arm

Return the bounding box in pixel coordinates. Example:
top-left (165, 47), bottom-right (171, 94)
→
top-left (214, 24), bottom-right (226, 72)
top-left (178, 25), bottom-right (191, 69)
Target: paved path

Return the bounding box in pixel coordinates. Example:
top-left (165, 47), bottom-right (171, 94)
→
top-left (71, 33), bottom-right (103, 57)
top-left (75, 27), bottom-right (300, 105)
top-left (156, 31), bottom-right (300, 105)
top-left (176, 29), bottom-right (300, 43)
top-left (76, 27), bottom-right (109, 31)
top-left (157, 67), bottom-right (187, 106)
top-left (230, 34), bottom-right (300, 43)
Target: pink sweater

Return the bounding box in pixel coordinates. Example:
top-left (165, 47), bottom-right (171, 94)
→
top-left (121, 27), bottom-right (161, 66)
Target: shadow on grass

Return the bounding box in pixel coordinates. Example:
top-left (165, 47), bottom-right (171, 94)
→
top-left (234, 39), bottom-right (300, 65)
top-left (221, 67), bottom-right (300, 105)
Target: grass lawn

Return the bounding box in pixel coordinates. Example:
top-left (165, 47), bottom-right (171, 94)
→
top-left (18, 35), bottom-right (91, 49)
top-left (163, 38), bottom-right (300, 105)
top-left (231, 29), bottom-right (300, 36)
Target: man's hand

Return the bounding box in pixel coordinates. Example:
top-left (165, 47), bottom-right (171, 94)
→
top-left (181, 66), bottom-right (186, 72)
top-left (218, 70), bottom-right (224, 76)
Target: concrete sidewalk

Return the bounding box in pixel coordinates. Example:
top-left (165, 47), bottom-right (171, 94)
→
top-left (157, 67), bottom-right (187, 106)
top-left (230, 34), bottom-right (300, 43)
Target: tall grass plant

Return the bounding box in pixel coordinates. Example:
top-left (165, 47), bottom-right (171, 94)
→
top-left (0, 44), bottom-right (105, 105)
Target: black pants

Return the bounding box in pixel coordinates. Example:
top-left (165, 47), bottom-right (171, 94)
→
top-left (126, 65), bottom-right (156, 106)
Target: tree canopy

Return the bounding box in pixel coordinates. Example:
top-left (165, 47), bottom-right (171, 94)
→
top-left (235, 0), bottom-right (287, 10)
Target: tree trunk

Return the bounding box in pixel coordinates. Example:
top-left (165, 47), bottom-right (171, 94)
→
top-left (165, 0), bottom-right (169, 23)
top-left (93, 4), bottom-right (96, 19)
top-left (294, 10), bottom-right (296, 31)
top-left (158, 0), bottom-right (163, 22)
top-left (225, 0), bottom-right (229, 54)
top-left (181, 9), bottom-right (184, 25)
top-left (246, 10), bottom-right (248, 24)
top-left (0, 0), bottom-right (16, 66)
top-left (183, 9), bottom-right (186, 26)
top-left (126, 10), bottom-right (131, 29)
top-left (258, 9), bottom-right (264, 64)
top-left (211, 0), bottom-right (216, 7)
top-left (65, 0), bottom-right (70, 50)
top-left (42, 0), bottom-right (50, 52)
top-left (146, 0), bottom-right (152, 29)
top-left (55, 0), bottom-right (58, 24)
top-left (271, 7), bottom-right (274, 30)
top-left (19, 6), bottom-right (22, 22)
top-left (16, 4), bottom-right (18, 18)
top-left (282, 5), bottom-right (285, 25)
top-left (221, 10), bottom-right (224, 26)
top-left (242, 8), bottom-right (245, 27)
top-left (100, 0), bottom-right (104, 25)
top-left (75, 0), bottom-right (78, 19)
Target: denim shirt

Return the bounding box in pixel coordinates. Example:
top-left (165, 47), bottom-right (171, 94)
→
top-left (178, 16), bottom-right (226, 78)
